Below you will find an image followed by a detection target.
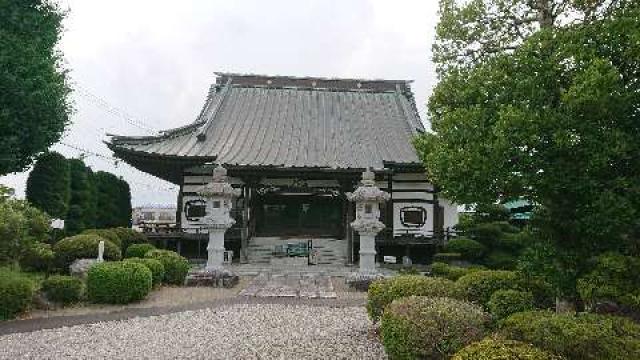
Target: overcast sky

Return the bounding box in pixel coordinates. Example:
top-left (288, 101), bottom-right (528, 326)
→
top-left (1, 0), bottom-right (440, 207)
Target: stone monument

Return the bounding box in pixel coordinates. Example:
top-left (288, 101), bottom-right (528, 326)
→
top-left (97, 240), bottom-right (104, 262)
top-left (345, 169), bottom-right (390, 290)
top-left (185, 165), bottom-right (241, 287)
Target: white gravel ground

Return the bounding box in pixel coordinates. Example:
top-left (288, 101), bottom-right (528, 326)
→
top-left (0, 304), bottom-right (386, 359)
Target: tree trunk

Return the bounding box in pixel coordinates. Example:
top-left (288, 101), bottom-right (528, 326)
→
top-left (535, 0), bottom-right (554, 29)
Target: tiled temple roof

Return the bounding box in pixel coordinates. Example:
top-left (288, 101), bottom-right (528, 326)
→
top-left (107, 73), bottom-right (425, 181)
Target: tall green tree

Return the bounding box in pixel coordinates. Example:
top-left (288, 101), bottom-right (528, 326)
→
top-left (65, 158), bottom-right (96, 234)
top-left (0, 0), bottom-right (71, 175)
top-left (418, 2), bottom-right (640, 295)
top-left (0, 186), bottom-right (50, 263)
top-left (26, 152), bottom-right (71, 219)
top-left (94, 171), bottom-right (131, 228)
top-left (434, 0), bottom-right (629, 74)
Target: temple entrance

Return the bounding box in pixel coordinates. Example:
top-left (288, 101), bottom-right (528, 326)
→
top-left (254, 194), bottom-right (343, 237)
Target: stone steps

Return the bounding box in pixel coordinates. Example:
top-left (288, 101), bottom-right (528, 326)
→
top-left (245, 237), bottom-right (347, 266)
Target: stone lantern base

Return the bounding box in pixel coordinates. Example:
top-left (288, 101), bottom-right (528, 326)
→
top-left (185, 267), bottom-right (239, 288)
top-left (345, 271), bottom-right (386, 291)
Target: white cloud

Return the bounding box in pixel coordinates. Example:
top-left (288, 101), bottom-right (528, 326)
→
top-left (1, 0), bottom-right (440, 206)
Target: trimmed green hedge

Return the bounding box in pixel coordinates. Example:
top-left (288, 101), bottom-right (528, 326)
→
top-left (367, 275), bottom-right (461, 322)
top-left (445, 238), bottom-right (486, 261)
top-left (488, 290), bottom-right (534, 320)
top-left (432, 252), bottom-right (462, 264)
top-left (41, 275), bottom-right (84, 305)
top-left (87, 261), bottom-right (152, 304)
top-left (20, 242), bottom-right (55, 272)
top-left (452, 338), bottom-right (562, 360)
top-left (111, 227), bottom-right (148, 251)
top-left (431, 262), bottom-right (486, 281)
top-left (125, 258), bottom-right (165, 286)
top-left (53, 234), bottom-right (121, 270)
top-left (381, 296), bottom-right (489, 359)
top-left (500, 311), bottom-right (640, 360)
top-left (125, 243), bottom-right (156, 259)
top-left (484, 250), bottom-right (518, 270)
top-left (0, 272), bottom-right (34, 320)
top-left (456, 270), bottom-right (520, 307)
top-left (144, 250), bottom-right (189, 285)
top-left (81, 229), bottom-right (122, 248)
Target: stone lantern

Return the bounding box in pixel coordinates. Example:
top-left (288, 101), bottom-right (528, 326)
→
top-left (186, 165), bottom-right (240, 287)
top-left (346, 169), bottom-right (390, 287)
top-left (198, 165), bottom-right (241, 270)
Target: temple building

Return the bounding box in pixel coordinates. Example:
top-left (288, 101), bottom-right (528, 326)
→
top-left (107, 73), bottom-right (458, 265)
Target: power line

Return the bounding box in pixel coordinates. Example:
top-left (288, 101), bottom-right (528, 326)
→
top-left (58, 141), bottom-right (178, 192)
top-left (74, 84), bottom-right (159, 134)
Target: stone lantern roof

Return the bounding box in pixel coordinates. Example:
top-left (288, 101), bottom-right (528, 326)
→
top-left (346, 170), bottom-right (390, 203)
top-left (197, 165), bottom-right (242, 199)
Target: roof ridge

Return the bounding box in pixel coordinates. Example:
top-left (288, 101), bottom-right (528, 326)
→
top-left (214, 72), bottom-right (413, 84)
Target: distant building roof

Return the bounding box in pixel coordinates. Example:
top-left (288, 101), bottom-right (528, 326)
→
top-left (107, 73), bottom-right (425, 183)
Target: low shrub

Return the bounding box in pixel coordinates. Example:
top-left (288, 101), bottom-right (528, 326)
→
top-left (381, 296), bottom-right (489, 359)
top-left (488, 290), bottom-right (534, 320)
top-left (125, 243), bottom-right (156, 259)
top-left (484, 250), bottom-right (518, 270)
top-left (452, 338), bottom-right (562, 360)
top-left (500, 310), bottom-right (640, 360)
top-left (577, 252), bottom-right (640, 311)
top-left (53, 234), bottom-right (121, 270)
top-left (367, 275), bottom-right (461, 322)
top-left (111, 227), bottom-right (148, 251)
top-left (124, 258), bottom-right (165, 286)
top-left (144, 250), bottom-right (189, 285)
top-left (87, 261), bottom-right (152, 304)
top-left (518, 277), bottom-right (555, 309)
top-left (397, 266), bottom-right (420, 275)
top-left (432, 252), bottom-right (462, 264)
top-left (20, 242), bottom-right (55, 272)
top-left (456, 270), bottom-right (519, 307)
top-left (445, 238), bottom-right (486, 261)
top-left (431, 262), bottom-right (485, 281)
top-left (41, 275), bottom-right (84, 305)
top-left (81, 229), bottom-right (122, 248)
top-left (0, 272), bottom-right (34, 320)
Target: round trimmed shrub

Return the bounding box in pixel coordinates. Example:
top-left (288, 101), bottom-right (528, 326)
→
top-left (452, 338), bottom-right (562, 360)
top-left (81, 229), bottom-right (122, 248)
top-left (111, 227), bottom-right (148, 251)
top-left (144, 250), bottom-right (189, 285)
top-left (500, 311), bottom-right (640, 360)
top-left (577, 253), bottom-right (640, 311)
top-left (381, 296), bottom-right (490, 359)
top-left (0, 273), bottom-right (34, 320)
top-left (431, 262), bottom-right (486, 281)
top-left (445, 238), bottom-right (486, 261)
top-left (367, 275), bottom-right (462, 322)
top-left (20, 242), bottom-right (55, 272)
top-left (457, 270), bottom-right (520, 307)
top-left (87, 261), bottom-right (152, 304)
top-left (53, 234), bottom-right (121, 269)
top-left (41, 275), bottom-right (84, 305)
top-left (125, 258), bottom-right (165, 286)
top-left (488, 290), bottom-right (534, 319)
top-left (125, 243), bottom-right (156, 259)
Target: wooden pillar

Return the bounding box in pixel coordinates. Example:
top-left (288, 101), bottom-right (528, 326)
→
top-left (340, 178), bottom-right (357, 265)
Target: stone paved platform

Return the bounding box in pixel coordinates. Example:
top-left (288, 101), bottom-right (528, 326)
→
top-left (239, 272), bottom-right (337, 298)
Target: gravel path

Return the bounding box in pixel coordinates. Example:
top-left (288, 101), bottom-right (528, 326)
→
top-left (0, 304), bottom-right (386, 359)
